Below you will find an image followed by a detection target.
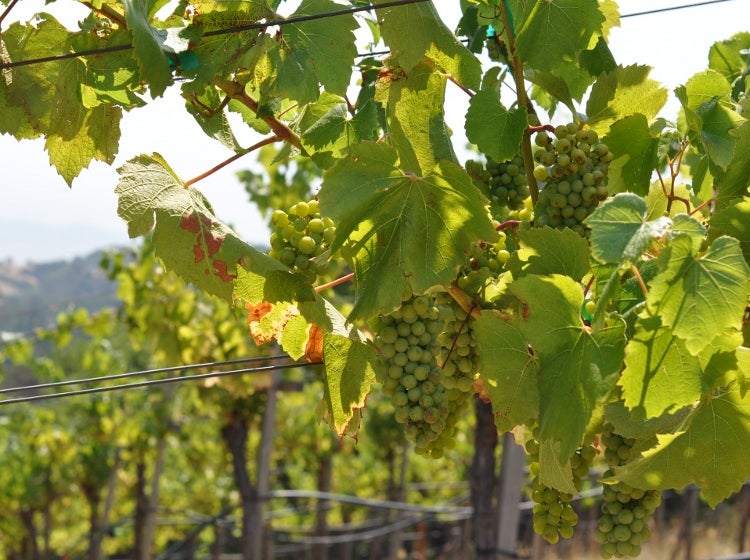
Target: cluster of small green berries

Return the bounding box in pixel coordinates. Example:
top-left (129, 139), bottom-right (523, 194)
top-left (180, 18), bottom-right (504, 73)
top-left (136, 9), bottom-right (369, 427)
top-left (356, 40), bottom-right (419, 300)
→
top-left (455, 229), bottom-right (510, 296)
top-left (375, 294), bottom-right (454, 458)
top-left (435, 294), bottom-right (478, 396)
top-left (268, 199), bottom-right (336, 282)
top-left (526, 431), bottom-right (597, 544)
top-left (596, 424), bottom-right (662, 559)
top-left (533, 123), bottom-right (613, 236)
top-left (487, 156), bottom-right (530, 211)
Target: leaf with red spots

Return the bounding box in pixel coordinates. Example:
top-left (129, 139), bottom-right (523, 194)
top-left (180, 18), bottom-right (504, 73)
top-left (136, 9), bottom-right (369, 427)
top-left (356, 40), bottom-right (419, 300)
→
top-left (116, 153), bottom-right (270, 300)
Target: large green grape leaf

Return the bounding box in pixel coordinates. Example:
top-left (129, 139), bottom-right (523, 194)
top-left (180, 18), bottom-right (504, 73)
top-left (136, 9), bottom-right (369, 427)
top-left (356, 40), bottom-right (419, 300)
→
top-left (2, 16), bottom-right (122, 183)
top-left (710, 197), bottom-right (750, 263)
top-left (375, 0), bottom-right (481, 90)
top-left (677, 69), bottom-right (732, 111)
top-left (586, 193), bottom-right (672, 264)
top-left (612, 383), bottom-right (750, 507)
top-left (603, 114), bottom-right (659, 196)
top-left (375, 61), bottom-right (456, 174)
top-left (513, 0), bottom-right (604, 73)
top-left (116, 153), bottom-right (278, 300)
top-left (645, 235), bottom-right (750, 355)
top-left (507, 225), bottom-right (591, 281)
top-left (586, 65), bottom-right (667, 134)
top-left (122, 0), bottom-right (184, 97)
top-left (511, 274), bottom-right (626, 460)
top-left (318, 142), bottom-right (495, 320)
top-left (474, 310), bottom-right (539, 432)
top-left (464, 90), bottom-right (528, 164)
top-left (620, 316), bottom-right (705, 418)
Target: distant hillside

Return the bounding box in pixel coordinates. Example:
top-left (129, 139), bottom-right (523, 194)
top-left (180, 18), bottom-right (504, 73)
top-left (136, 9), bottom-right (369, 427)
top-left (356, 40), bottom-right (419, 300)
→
top-left (0, 251), bottom-right (121, 335)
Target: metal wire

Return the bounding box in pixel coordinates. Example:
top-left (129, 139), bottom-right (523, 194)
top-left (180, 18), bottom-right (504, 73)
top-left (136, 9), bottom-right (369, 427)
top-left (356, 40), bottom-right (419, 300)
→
top-left (0, 354), bottom-right (291, 394)
top-left (0, 359), bottom-right (321, 406)
top-left (0, 0), bottom-right (432, 70)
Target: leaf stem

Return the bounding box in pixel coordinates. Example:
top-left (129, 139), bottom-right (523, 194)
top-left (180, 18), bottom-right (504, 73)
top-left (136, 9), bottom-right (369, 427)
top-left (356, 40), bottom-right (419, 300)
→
top-left (215, 79), bottom-right (304, 152)
top-left (630, 264), bottom-right (648, 299)
top-left (314, 272), bottom-right (354, 293)
top-left (498, 1), bottom-right (538, 205)
top-left (496, 220), bottom-right (520, 231)
top-left (448, 283), bottom-right (481, 319)
top-left (447, 75), bottom-right (475, 97)
top-left (183, 136), bottom-right (280, 189)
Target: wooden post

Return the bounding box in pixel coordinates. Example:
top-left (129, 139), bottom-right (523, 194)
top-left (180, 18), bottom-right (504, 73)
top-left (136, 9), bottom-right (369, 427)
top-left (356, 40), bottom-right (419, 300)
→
top-left (496, 431), bottom-right (526, 558)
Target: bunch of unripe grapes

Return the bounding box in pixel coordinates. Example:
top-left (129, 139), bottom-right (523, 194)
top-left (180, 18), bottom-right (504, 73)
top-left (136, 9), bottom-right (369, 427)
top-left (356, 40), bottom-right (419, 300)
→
top-left (526, 430), bottom-right (596, 544)
top-left (455, 229), bottom-right (510, 295)
top-left (435, 294), bottom-right (479, 397)
top-left (375, 294), bottom-right (454, 458)
top-left (596, 424), bottom-right (662, 559)
top-left (268, 199), bottom-right (337, 282)
top-left (487, 156), bottom-right (530, 211)
top-left (533, 123), bottom-right (613, 236)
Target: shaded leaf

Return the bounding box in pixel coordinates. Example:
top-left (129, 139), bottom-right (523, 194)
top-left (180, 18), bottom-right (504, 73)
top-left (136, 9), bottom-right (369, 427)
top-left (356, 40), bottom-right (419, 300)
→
top-left (465, 90), bottom-right (528, 163)
top-left (603, 114), bottom-right (658, 196)
top-left (508, 225), bottom-right (591, 281)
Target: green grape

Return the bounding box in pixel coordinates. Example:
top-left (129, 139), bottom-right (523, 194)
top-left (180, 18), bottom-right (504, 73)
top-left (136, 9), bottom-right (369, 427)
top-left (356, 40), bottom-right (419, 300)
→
top-left (267, 198), bottom-right (337, 282)
top-left (526, 426), bottom-right (596, 544)
top-left (374, 294), bottom-right (452, 458)
top-left (597, 423), bottom-right (662, 559)
top-left (532, 123), bottom-right (612, 236)
top-left (486, 155), bottom-right (530, 213)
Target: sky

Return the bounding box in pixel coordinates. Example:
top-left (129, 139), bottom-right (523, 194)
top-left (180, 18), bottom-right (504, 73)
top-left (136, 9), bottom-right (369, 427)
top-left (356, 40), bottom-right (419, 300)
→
top-left (0, 0), bottom-right (748, 263)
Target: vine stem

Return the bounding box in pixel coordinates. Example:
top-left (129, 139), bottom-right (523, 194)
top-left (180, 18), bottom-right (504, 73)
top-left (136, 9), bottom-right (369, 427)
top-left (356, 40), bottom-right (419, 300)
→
top-left (80, 1), bottom-right (128, 28)
top-left (215, 79), bottom-right (304, 152)
top-left (315, 272), bottom-right (354, 293)
top-left (498, 0), bottom-right (539, 205)
top-left (496, 220), bottom-right (520, 231)
top-left (183, 136), bottom-right (280, 189)
top-left (0, 0), bottom-right (20, 29)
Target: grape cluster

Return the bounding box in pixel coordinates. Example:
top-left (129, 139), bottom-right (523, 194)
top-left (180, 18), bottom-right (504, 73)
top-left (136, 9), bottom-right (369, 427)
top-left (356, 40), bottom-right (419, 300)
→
top-left (596, 424), bottom-right (662, 559)
top-left (268, 199), bottom-right (337, 282)
top-left (526, 431), bottom-right (596, 544)
top-left (487, 156), bottom-right (530, 211)
top-left (375, 294), bottom-right (453, 458)
top-left (455, 229), bottom-right (510, 296)
top-left (533, 123), bottom-right (613, 236)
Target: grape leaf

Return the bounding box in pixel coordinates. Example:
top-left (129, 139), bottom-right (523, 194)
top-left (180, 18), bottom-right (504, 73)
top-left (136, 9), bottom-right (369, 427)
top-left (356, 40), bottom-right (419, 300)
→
top-left (375, 0), bottom-right (480, 90)
top-left (586, 193), bottom-right (672, 264)
top-left (715, 120), bottom-right (750, 207)
top-left (296, 92), bottom-right (376, 169)
top-left (612, 383), bottom-right (750, 507)
top-left (603, 114), bottom-right (659, 196)
top-left (539, 440), bottom-right (576, 494)
top-left (513, 0), bottom-right (604, 73)
top-left (709, 32), bottom-right (750, 100)
top-left (464, 90), bottom-right (528, 164)
top-left (586, 65), bottom-right (667, 134)
top-left (677, 69), bottom-right (732, 111)
top-left (508, 225), bottom-right (591, 281)
top-left (670, 214), bottom-right (707, 254)
top-left (710, 197), bottom-right (750, 263)
top-left (694, 98), bottom-right (745, 170)
top-left (475, 310), bottom-right (539, 432)
top-left (645, 234), bottom-right (750, 355)
top-left (511, 274), bottom-right (626, 460)
top-left (375, 61), bottom-right (456, 174)
top-left (319, 142), bottom-right (495, 320)
top-left (116, 153), bottom-right (276, 300)
top-left (182, 82), bottom-right (242, 151)
top-left (620, 316), bottom-right (705, 418)
top-left (282, 0), bottom-right (358, 98)
top-left (2, 16), bottom-right (122, 183)
top-left (320, 327), bottom-right (378, 437)
top-left (122, 0), bottom-right (181, 97)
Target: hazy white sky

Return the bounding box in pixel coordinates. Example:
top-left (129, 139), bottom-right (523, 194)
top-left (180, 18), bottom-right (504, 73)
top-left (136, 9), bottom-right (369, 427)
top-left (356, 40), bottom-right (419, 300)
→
top-left (0, 0), bottom-right (748, 263)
